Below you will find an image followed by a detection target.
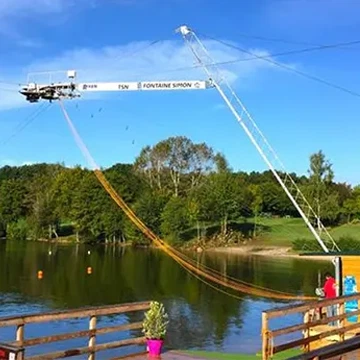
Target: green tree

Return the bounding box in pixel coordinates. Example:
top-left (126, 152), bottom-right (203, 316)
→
top-left (134, 136), bottom-right (219, 196)
top-left (197, 172), bottom-right (253, 235)
top-left (26, 167), bottom-right (62, 240)
top-left (343, 186), bottom-right (360, 222)
top-left (0, 179), bottom-right (28, 236)
top-left (306, 150), bottom-right (340, 228)
top-left (249, 184), bottom-right (263, 237)
top-left (259, 181), bottom-right (294, 216)
top-left (52, 166), bottom-right (84, 222)
top-left (70, 171), bottom-right (107, 241)
top-left (160, 197), bottom-right (191, 243)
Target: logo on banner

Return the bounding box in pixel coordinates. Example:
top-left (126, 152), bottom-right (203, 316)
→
top-left (82, 84), bottom-right (97, 90)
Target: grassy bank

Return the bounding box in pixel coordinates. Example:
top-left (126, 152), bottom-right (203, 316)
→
top-left (13, 217), bottom-right (360, 251)
top-left (184, 349), bottom-right (301, 359)
top-left (255, 218), bottom-right (360, 246)
top-left (182, 217), bottom-right (360, 249)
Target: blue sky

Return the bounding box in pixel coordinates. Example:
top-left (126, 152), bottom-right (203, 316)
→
top-left (0, 0), bottom-right (360, 185)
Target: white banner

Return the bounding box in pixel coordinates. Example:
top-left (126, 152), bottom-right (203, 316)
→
top-left (77, 80), bottom-right (208, 92)
top-left (78, 82), bottom-right (139, 91)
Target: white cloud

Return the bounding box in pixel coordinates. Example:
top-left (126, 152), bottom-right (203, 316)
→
top-left (0, 39), bottom-right (291, 112)
top-left (0, 0), bottom-right (98, 46)
top-left (0, 159), bottom-right (17, 166)
top-left (0, 159), bottom-right (37, 167)
top-left (20, 161), bottom-right (36, 166)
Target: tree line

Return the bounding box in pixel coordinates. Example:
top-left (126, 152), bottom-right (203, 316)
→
top-left (0, 136), bottom-right (359, 244)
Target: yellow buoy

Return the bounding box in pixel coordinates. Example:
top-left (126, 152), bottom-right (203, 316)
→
top-left (37, 270), bottom-right (43, 279)
top-left (87, 267), bottom-right (92, 274)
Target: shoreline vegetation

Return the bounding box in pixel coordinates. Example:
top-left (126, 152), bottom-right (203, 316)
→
top-left (1, 139), bottom-right (359, 255)
top-left (0, 235), bottom-right (332, 261)
top-left (2, 214), bottom-right (359, 262)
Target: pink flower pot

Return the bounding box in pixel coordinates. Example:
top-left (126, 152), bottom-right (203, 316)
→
top-left (147, 339), bottom-right (164, 356)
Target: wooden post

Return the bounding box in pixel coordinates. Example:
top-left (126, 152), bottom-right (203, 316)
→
top-left (304, 310), bottom-right (310, 352)
top-left (88, 315), bottom-right (97, 360)
top-left (16, 324), bottom-right (24, 360)
top-left (339, 301), bottom-right (345, 342)
top-left (262, 312), bottom-right (269, 360)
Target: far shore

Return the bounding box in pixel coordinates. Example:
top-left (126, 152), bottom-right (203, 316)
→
top-left (205, 246), bottom-right (332, 261)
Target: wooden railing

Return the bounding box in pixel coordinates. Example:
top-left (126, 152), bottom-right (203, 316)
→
top-left (0, 301), bottom-right (151, 360)
top-left (262, 293), bottom-right (360, 360)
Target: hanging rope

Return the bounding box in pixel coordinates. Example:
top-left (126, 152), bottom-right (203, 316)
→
top-left (59, 99), bottom-right (317, 301)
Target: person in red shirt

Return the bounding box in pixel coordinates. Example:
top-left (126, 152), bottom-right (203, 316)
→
top-left (324, 273), bottom-right (337, 298)
top-left (323, 272), bottom-right (337, 326)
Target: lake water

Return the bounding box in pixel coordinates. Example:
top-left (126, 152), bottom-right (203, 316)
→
top-left (0, 241), bottom-right (333, 358)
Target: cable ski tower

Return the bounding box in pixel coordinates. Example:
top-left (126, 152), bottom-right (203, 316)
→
top-left (19, 25), bottom-right (340, 255)
top-left (176, 25), bottom-right (339, 253)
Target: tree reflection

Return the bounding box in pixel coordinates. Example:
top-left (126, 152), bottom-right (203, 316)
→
top-left (0, 242), bottom-right (330, 351)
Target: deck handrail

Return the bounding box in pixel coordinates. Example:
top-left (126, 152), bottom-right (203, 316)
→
top-left (0, 301), bottom-right (151, 360)
top-left (262, 293), bottom-right (360, 359)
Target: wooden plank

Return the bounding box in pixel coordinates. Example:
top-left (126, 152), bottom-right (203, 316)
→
top-left (11, 322), bottom-right (143, 347)
top-left (26, 336), bottom-right (146, 360)
top-left (16, 325), bottom-right (24, 344)
top-left (339, 302), bottom-right (345, 342)
top-left (273, 321), bottom-right (360, 354)
top-left (286, 335), bottom-right (360, 359)
top-left (109, 351), bottom-right (148, 360)
top-left (265, 293), bottom-right (360, 319)
top-left (304, 311), bottom-right (310, 352)
top-left (0, 302), bottom-right (150, 327)
top-left (271, 308), bottom-right (360, 337)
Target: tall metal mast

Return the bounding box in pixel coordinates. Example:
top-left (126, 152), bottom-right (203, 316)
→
top-left (177, 25), bottom-right (339, 253)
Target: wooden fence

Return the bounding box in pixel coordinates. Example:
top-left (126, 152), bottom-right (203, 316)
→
top-left (262, 293), bottom-right (360, 359)
top-left (0, 301), bottom-right (151, 360)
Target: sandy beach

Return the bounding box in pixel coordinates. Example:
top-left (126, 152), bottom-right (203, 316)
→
top-left (206, 246), bottom-right (332, 261)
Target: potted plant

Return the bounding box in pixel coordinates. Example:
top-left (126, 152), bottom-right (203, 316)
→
top-left (142, 301), bottom-right (169, 356)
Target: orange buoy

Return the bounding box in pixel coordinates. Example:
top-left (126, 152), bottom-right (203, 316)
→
top-left (37, 270), bottom-right (43, 279)
top-left (87, 267), bottom-right (92, 274)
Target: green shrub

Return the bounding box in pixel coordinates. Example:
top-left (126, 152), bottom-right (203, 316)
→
top-left (337, 236), bottom-right (360, 251)
top-left (6, 219), bottom-right (29, 241)
top-left (142, 301), bottom-right (169, 340)
top-left (292, 238), bottom-right (322, 252)
top-left (292, 236), bottom-right (360, 252)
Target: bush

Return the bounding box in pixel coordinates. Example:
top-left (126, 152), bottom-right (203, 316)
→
top-left (337, 236), bottom-right (360, 251)
top-left (292, 238), bottom-right (322, 252)
top-left (292, 236), bottom-right (360, 252)
top-left (142, 301), bottom-right (169, 340)
top-left (6, 219), bottom-right (29, 241)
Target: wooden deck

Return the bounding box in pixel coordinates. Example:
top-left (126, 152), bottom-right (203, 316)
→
top-left (330, 350), bottom-right (360, 359)
top-left (308, 323), bottom-right (359, 351)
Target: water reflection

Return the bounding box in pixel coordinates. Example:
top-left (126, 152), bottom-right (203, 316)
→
top-left (0, 241), bottom-right (333, 354)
